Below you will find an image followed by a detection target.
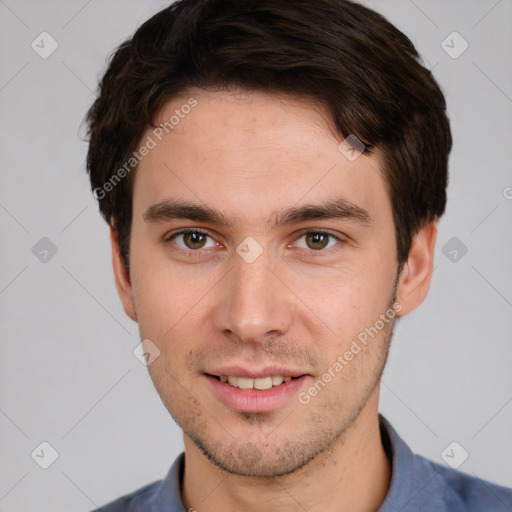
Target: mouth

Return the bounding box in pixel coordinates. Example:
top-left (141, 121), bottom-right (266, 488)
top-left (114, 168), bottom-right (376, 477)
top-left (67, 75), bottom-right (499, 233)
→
top-left (204, 371), bottom-right (310, 412)
top-left (208, 374), bottom-right (300, 390)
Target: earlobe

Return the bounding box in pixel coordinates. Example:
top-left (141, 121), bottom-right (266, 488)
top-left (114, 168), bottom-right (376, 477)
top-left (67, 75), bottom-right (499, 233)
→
top-left (110, 226), bottom-right (137, 322)
top-left (395, 221), bottom-right (438, 317)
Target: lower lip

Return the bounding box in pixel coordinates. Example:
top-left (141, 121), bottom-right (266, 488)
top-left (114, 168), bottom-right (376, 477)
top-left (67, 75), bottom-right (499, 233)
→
top-left (205, 375), bottom-right (309, 413)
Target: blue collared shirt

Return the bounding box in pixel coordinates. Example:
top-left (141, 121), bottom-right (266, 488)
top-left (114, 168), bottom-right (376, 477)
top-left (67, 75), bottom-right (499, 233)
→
top-left (95, 414), bottom-right (512, 511)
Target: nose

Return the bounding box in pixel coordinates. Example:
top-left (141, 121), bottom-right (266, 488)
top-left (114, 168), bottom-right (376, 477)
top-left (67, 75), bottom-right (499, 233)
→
top-left (212, 251), bottom-right (294, 345)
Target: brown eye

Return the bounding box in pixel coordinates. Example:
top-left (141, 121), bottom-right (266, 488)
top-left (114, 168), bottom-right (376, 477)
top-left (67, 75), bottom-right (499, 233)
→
top-left (305, 232), bottom-right (330, 250)
top-left (170, 230), bottom-right (216, 250)
top-left (183, 231), bottom-right (207, 249)
top-left (293, 231), bottom-right (341, 252)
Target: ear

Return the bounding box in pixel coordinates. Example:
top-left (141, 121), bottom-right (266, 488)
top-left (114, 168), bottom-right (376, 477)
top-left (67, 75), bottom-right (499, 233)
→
top-left (395, 220), bottom-right (438, 317)
top-left (110, 226), bottom-right (137, 322)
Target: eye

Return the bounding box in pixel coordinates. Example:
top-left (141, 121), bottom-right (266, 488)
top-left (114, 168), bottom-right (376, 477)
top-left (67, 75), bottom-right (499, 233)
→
top-left (168, 230), bottom-right (217, 250)
top-left (294, 231), bottom-right (340, 251)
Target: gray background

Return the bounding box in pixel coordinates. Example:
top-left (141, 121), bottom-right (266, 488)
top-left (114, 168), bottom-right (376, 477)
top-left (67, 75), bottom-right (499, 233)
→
top-left (0, 0), bottom-right (511, 510)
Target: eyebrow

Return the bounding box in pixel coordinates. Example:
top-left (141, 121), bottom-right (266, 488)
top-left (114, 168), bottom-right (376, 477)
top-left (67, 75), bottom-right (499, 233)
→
top-left (268, 198), bottom-right (372, 228)
top-left (144, 201), bottom-right (234, 228)
top-left (143, 198), bottom-right (372, 229)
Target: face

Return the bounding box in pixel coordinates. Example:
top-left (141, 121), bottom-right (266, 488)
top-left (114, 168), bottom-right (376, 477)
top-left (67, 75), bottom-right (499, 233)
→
top-left (121, 88), bottom-right (405, 477)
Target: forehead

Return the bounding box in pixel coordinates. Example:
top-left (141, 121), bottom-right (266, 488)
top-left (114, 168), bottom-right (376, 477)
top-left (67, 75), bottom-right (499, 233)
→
top-left (132, 88), bottom-right (391, 229)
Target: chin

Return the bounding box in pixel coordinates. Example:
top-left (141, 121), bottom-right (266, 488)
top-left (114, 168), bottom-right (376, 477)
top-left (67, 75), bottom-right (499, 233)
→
top-left (194, 436), bottom-right (322, 477)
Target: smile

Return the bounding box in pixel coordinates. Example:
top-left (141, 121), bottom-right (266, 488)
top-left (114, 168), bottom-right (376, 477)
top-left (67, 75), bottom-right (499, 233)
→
top-left (206, 373), bottom-right (309, 412)
top-left (213, 375), bottom-right (297, 390)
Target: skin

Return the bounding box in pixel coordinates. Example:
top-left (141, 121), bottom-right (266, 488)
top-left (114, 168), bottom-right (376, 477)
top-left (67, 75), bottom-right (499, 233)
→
top-left (111, 87), bottom-right (438, 512)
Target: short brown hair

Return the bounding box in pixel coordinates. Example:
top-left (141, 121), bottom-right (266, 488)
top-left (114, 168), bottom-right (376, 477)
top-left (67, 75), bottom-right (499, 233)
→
top-left (85, 0), bottom-right (452, 272)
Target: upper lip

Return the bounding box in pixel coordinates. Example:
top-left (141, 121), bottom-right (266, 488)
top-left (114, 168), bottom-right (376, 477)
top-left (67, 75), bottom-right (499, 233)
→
top-left (206, 365), bottom-right (308, 379)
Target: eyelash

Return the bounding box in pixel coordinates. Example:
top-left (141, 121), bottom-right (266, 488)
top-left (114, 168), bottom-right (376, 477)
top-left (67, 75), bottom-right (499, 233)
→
top-left (165, 228), bottom-right (345, 256)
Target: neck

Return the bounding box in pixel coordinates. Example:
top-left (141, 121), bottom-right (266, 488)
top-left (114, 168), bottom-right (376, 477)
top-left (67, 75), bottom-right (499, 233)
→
top-left (181, 394), bottom-right (391, 512)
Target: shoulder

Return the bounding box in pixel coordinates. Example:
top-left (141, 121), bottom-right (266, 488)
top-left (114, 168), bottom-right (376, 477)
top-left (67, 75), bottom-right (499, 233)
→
top-left (92, 453), bottom-right (186, 511)
top-left (93, 480), bottom-right (162, 511)
top-left (378, 414), bottom-right (512, 512)
top-left (416, 455), bottom-right (512, 512)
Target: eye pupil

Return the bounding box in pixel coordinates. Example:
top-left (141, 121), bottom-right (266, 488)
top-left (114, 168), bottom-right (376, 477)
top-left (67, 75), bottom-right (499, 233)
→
top-left (184, 232), bottom-right (207, 249)
top-left (306, 233), bottom-right (329, 250)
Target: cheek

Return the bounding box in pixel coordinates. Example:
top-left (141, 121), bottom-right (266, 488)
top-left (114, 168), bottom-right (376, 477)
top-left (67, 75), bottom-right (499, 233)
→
top-left (130, 256), bottom-right (216, 343)
top-left (292, 259), bottom-right (395, 342)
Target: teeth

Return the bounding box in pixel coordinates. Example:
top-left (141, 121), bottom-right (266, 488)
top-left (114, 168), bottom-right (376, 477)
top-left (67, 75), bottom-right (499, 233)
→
top-left (254, 377), bottom-right (272, 390)
top-left (219, 375), bottom-right (295, 390)
top-left (237, 377), bottom-right (254, 389)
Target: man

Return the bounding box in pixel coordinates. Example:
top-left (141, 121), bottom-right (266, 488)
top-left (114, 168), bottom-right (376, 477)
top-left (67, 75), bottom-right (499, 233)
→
top-left (85, 0), bottom-right (512, 510)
